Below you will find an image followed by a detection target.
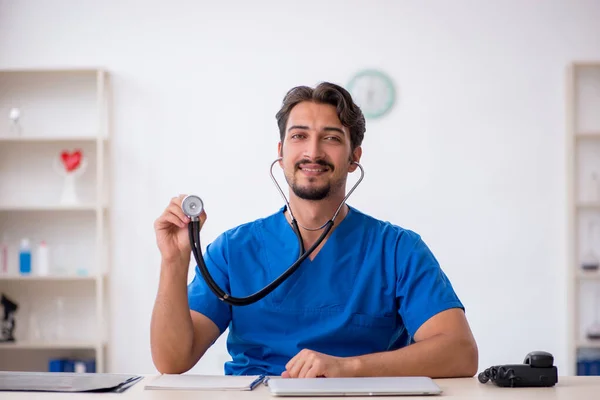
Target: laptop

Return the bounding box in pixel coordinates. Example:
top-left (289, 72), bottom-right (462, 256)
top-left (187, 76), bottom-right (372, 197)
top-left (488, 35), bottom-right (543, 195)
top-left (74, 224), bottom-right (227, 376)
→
top-left (267, 376), bottom-right (442, 397)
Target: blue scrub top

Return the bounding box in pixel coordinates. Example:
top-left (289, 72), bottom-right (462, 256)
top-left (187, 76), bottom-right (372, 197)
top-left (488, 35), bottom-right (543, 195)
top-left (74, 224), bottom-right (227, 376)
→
top-left (188, 205), bottom-right (464, 376)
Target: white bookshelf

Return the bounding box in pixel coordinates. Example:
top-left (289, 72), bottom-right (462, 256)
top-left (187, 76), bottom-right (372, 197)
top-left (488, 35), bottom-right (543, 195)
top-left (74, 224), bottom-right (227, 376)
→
top-left (0, 69), bottom-right (111, 373)
top-left (0, 274), bottom-right (101, 282)
top-left (0, 341), bottom-right (103, 350)
top-left (567, 62), bottom-right (600, 375)
top-left (0, 136), bottom-right (106, 142)
top-left (0, 205), bottom-right (102, 211)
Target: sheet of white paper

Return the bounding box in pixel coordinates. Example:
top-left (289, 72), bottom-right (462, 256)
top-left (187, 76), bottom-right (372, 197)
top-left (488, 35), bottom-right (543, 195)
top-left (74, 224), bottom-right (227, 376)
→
top-left (144, 374), bottom-right (264, 391)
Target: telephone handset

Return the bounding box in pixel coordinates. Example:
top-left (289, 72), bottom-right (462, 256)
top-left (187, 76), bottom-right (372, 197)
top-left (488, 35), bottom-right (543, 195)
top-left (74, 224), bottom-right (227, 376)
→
top-left (478, 351), bottom-right (558, 387)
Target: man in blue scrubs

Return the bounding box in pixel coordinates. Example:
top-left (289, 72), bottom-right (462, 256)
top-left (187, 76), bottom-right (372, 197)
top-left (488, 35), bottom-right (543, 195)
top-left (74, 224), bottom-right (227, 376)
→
top-left (151, 82), bottom-right (478, 378)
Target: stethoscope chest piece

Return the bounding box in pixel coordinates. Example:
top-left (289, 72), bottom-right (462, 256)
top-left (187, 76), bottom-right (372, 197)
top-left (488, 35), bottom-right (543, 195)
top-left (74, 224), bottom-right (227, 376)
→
top-left (182, 195), bottom-right (204, 221)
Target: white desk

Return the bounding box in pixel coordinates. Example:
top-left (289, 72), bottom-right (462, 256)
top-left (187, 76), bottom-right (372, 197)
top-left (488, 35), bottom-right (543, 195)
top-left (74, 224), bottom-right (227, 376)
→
top-left (1, 376), bottom-right (600, 399)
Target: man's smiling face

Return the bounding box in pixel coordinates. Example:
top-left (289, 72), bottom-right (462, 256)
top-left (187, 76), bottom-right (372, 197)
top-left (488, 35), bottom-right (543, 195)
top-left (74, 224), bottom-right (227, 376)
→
top-left (278, 101), bottom-right (357, 201)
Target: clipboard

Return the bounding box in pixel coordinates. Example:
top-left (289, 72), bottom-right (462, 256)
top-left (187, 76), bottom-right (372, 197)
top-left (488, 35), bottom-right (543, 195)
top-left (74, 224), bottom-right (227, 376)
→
top-left (0, 371), bottom-right (143, 393)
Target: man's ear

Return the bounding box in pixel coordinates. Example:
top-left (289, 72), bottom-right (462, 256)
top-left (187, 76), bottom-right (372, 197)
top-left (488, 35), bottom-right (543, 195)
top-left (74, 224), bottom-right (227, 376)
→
top-left (348, 146), bottom-right (362, 172)
top-left (277, 142), bottom-right (283, 167)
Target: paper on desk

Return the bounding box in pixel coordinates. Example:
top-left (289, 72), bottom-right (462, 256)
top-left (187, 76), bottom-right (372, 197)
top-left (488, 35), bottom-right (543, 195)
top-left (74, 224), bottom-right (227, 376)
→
top-left (144, 374), bottom-right (265, 391)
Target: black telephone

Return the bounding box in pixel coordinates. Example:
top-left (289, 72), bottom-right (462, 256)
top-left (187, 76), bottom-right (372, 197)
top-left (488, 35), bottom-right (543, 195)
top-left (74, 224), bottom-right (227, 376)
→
top-left (477, 351), bottom-right (558, 387)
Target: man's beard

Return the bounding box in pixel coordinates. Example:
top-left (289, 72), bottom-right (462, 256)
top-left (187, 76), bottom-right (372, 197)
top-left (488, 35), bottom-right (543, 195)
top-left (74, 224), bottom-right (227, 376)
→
top-left (286, 159), bottom-right (339, 201)
top-left (291, 180), bottom-right (331, 200)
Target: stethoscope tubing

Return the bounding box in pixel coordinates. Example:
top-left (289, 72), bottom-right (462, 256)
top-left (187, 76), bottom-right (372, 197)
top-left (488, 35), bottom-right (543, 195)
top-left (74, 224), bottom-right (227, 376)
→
top-left (186, 158), bottom-right (364, 306)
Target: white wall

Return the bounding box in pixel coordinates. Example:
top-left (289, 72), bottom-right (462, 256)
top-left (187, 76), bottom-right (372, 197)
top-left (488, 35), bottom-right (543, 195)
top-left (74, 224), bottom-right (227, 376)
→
top-left (1, 0), bottom-right (599, 375)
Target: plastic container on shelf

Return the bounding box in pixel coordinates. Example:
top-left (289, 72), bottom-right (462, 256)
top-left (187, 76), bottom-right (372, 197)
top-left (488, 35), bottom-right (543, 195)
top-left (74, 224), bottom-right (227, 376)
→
top-left (19, 238), bottom-right (31, 275)
top-left (37, 241), bottom-right (49, 276)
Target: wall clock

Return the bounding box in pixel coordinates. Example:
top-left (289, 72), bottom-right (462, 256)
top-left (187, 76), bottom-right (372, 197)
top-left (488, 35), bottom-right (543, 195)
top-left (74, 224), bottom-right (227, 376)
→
top-left (347, 69), bottom-right (396, 119)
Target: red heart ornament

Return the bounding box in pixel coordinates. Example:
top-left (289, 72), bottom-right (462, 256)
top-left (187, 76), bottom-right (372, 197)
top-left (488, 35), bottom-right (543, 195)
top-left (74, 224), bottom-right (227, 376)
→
top-left (61, 150), bottom-right (82, 172)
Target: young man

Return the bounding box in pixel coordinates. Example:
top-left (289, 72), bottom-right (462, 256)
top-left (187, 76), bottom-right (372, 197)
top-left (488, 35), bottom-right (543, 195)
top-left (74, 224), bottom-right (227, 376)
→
top-left (151, 82), bottom-right (478, 378)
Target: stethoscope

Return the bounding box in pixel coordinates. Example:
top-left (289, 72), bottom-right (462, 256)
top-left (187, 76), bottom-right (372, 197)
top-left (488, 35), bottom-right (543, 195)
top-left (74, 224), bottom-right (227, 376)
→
top-left (181, 157), bottom-right (364, 306)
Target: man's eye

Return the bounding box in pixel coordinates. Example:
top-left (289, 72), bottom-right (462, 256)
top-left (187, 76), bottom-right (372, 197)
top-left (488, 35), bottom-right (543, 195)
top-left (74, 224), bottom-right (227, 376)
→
top-left (325, 136), bottom-right (341, 141)
top-left (291, 134), bottom-right (305, 139)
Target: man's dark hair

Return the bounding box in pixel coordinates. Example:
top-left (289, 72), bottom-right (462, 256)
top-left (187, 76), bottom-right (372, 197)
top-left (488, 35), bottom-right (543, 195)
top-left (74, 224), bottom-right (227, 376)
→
top-left (275, 82), bottom-right (366, 151)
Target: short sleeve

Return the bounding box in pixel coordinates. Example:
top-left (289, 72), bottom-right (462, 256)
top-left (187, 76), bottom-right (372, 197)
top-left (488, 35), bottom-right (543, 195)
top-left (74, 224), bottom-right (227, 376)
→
top-left (187, 233), bottom-right (232, 334)
top-left (396, 233), bottom-right (464, 338)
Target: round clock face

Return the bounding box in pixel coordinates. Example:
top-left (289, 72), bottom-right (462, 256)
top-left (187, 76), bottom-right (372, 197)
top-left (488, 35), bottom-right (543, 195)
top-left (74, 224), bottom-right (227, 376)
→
top-left (347, 70), bottom-right (396, 119)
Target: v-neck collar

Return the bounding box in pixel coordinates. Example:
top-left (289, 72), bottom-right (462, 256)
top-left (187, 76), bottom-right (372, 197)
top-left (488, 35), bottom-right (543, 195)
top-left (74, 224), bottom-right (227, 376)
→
top-left (276, 204), bottom-right (355, 263)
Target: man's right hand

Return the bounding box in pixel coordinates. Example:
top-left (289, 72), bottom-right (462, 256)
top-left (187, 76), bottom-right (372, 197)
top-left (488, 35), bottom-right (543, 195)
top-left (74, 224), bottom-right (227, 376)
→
top-left (154, 194), bottom-right (207, 264)
top-left (151, 196), bottom-right (216, 375)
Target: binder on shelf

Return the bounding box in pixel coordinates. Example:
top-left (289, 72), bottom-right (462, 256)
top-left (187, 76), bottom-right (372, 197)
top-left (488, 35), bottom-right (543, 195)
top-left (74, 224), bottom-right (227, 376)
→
top-left (49, 358), bottom-right (96, 373)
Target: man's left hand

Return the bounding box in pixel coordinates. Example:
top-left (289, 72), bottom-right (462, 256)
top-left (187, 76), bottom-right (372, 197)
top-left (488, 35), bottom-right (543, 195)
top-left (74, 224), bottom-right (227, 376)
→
top-left (282, 349), bottom-right (356, 378)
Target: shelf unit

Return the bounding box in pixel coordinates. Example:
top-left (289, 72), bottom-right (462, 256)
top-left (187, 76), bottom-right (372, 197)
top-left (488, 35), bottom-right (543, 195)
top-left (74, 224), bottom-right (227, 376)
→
top-left (0, 205), bottom-right (102, 212)
top-left (0, 69), bottom-right (111, 373)
top-left (0, 274), bottom-right (101, 282)
top-left (0, 341), bottom-right (104, 350)
top-left (567, 62), bottom-right (600, 375)
top-left (0, 136), bottom-right (107, 143)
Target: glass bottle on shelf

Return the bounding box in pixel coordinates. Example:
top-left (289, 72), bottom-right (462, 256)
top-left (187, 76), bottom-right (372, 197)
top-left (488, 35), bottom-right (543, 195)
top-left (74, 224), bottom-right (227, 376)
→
top-left (587, 284), bottom-right (600, 340)
top-left (26, 302), bottom-right (42, 342)
top-left (581, 220), bottom-right (600, 271)
top-left (8, 108), bottom-right (22, 136)
top-left (54, 296), bottom-right (67, 341)
top-left (592, 172), bottom-right (600, 203)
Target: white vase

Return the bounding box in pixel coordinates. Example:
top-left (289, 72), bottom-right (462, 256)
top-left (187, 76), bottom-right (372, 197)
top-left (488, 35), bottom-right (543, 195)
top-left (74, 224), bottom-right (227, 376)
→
top-left (60, 173), bottom-right (79, 205)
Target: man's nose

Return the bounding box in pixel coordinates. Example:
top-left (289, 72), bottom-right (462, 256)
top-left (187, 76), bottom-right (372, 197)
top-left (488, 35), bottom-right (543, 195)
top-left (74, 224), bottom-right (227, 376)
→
top-left (303, 136), bottom-right (325, 160)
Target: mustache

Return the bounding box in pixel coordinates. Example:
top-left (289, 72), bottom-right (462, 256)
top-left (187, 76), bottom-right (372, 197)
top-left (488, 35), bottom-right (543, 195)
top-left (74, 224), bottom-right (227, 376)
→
top-left (295, 159), bottom-right (334, 171)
